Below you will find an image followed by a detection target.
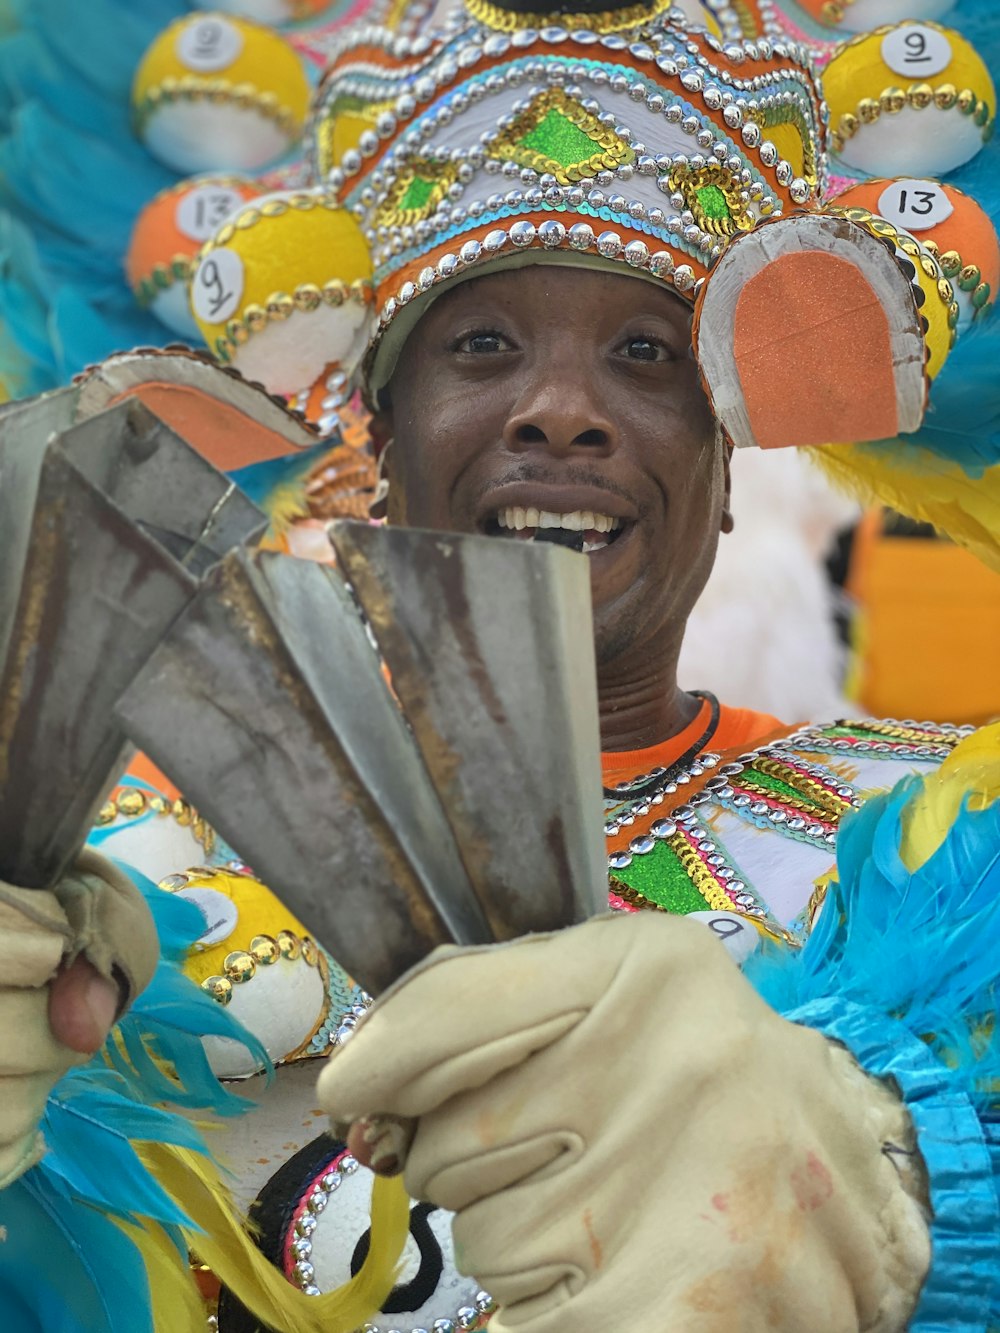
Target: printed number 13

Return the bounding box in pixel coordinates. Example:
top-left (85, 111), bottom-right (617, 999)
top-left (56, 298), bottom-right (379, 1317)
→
top-left (897, 188), bottom-right (936, 216)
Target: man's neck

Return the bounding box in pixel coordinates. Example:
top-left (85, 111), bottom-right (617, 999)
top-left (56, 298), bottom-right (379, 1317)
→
top-left (597, 671), bottom-right (701, 753)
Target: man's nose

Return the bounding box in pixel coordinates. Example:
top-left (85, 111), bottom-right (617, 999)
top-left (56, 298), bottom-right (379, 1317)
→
top-left (502, 363), bottom-right (617, 457)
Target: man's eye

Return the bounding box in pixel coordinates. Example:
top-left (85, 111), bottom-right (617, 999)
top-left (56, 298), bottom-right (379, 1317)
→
top-left (623, 337), bottom-right (669, 362)
top-left (457, 331), bottom-right (507, 354)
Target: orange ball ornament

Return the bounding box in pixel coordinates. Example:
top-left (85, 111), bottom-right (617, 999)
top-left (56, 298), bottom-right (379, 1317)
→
top-left (791, 0), bottom-right (956, 31)
top-left (126, 175), bottom-right (260, 337)
top-left (834, 176), bottom-right (998, 329)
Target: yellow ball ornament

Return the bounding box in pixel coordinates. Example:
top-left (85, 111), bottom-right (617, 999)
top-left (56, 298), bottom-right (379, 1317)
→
top-left (824, 21), bottom-right (995, 177)
top-left (132, 12), bottom-right (311, 173)
top-left (126, 174), bottom-right (260, 337)
top-left (189, 188), bottom-right (374, 394)
top-left (162, 866), bottom-right (335, 1076)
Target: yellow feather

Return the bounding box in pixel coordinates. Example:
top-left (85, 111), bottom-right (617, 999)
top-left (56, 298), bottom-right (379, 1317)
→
top-left (137, 1142), bottom-right (410, 1333)
top-left (900, 722), bottom-right (1000, 872)
top-left (806, 444), bottom-right (1000, 576)
top-left (114, 1216), bottom-right (208, 1333)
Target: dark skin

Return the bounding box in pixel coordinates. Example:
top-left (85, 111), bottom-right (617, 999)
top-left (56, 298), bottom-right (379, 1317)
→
top-left (377, 263), bottom-right (733, 752)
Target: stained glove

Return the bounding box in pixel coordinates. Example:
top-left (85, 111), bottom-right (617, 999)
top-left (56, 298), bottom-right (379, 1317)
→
top-left (318, 912), bottom-right (931, 1333)
top-left (0, 849), bottom-right (158, 1187)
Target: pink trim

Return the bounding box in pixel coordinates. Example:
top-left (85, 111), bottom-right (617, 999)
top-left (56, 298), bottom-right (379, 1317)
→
top-left (282, 1147), bottom-right (351, 1279)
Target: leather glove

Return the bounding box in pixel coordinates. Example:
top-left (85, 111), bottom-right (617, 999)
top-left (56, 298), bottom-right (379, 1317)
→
top-left (318, 912), bottom-right (931, 1333)
top-left (0, 849), bottom-right (158, 1187)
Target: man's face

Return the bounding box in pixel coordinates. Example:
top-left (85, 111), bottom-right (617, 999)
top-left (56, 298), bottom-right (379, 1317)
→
top-left (381, 264), bottom-right (727, 668)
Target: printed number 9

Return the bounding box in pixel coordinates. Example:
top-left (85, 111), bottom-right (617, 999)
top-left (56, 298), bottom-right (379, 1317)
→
top-left (194, 20), bottom-right (223, 54)
top-left (708, 917), bottom-right (744, 941)
top-left (903, 31), bottom-right (930, 63)
top-left (200, 260), bottom-right (231, 319)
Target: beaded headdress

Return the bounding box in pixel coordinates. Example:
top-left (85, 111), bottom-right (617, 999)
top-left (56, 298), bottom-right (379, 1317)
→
top-left (308, 3), bottom-right (965, 447)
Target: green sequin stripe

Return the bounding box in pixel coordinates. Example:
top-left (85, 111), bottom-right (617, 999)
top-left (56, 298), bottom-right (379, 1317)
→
top-left (821, 724), bottom-right (939, 744)
top-left (695, 183), bottom-right (730, 221)
top-left (611, 839), bottom-right (710, 915)
top-left (399, 175), bottom-right (437, 211)
top-left (740, 766), bottom-right (835, 812)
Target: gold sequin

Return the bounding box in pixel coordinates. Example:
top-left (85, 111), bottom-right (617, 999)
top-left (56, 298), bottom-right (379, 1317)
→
top-left (463, 0), bottom-right (673, 33)
top-left (224, 950), bottom-right (257, 983)
top-left (250, 934), bottom-right (280, 965)
top-left (202, 975), bottom-right (233, 1005)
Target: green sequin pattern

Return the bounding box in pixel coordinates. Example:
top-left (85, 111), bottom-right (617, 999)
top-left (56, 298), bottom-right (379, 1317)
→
top-left (399, 176), bottom-right (436, 212)
top-left (695, 183), bottom-right (730, 221)
top-left (519, 110), bottom-right (601, 169)
top-left (613, 840), bottom-right (710, 915)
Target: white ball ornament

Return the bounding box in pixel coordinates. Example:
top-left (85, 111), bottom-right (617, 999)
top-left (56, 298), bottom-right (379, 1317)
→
top-left (826, 0), bottom-right (957, 35)
top-left (132, 12), bottom-right (311, 173)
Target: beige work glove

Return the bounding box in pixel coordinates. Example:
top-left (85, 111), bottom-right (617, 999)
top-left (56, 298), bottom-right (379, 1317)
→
top-left (0, 848), bottom-right (158, 1187)
top-left (318, 913), bottom-right (931, 1333)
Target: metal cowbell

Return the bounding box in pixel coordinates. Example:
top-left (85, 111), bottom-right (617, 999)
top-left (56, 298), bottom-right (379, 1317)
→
top-left (329, 523), bottom-right (608, 942)
top-left (0, 395), bottom-right (265, 888)
top-left (116, 527), bottom-right (606, 993)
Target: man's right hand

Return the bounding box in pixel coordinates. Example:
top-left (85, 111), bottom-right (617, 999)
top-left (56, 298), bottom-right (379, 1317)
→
top-left (0, 852), bottom-right (159, 1188)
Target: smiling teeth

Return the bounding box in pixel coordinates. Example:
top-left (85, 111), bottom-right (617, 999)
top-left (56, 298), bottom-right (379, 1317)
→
top-left (497, 508), bottom-right (621, 532)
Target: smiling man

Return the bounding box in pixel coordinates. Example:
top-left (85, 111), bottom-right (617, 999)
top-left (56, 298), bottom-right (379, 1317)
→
top-left (374, 261), bottom-right (767, 757)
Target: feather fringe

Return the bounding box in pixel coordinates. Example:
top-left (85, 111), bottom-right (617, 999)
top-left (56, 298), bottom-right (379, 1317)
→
top-left (747, 723), bottom-right (1000, 1109)
top-left (805, 443), bottom-right (1000, 575)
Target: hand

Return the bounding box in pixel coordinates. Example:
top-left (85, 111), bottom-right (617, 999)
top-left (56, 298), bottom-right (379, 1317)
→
top-left (319, 913), bottom-right (930, 1333)
top-left (0, 850), bottom-right (158, 1188)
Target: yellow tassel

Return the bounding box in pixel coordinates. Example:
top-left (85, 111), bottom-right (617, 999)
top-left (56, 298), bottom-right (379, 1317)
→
top-left (138, 1142), bottom-right (410, 1332)
top-left (900, 721), bottom-right (1000, 872)
top-left (805, 444), bottom-right (1000, 577)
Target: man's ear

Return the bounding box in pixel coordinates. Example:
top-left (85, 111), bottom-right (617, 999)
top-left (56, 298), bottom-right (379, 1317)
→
top-left (720, 434), bottom-right (734, 535)
top-left (368, 404), bottom-right (407, 524)
top-left (369, 405), bottom-right (394, 460)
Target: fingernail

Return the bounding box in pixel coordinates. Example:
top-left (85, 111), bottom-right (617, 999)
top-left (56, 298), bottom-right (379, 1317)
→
top-left (368, 1117), bottom-right (413, 1175)
top-left (83, 973), bottom-right (118, 1045)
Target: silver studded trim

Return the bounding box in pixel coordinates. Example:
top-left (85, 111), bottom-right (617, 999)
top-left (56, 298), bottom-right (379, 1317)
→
top-left (370, 222), bottom-right (704, 351)
top-left (289, 1153), bottom-right (496, 1330)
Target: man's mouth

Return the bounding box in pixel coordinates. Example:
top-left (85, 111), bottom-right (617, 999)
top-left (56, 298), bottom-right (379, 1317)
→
top-left (486, 506), bottom-right (627, 555)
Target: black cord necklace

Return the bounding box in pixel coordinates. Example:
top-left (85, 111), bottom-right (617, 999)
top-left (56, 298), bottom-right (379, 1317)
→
top-left (602, 690), bottom-right (721, 803)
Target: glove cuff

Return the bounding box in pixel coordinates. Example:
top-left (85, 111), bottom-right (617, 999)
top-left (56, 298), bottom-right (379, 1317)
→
top-left (789, 997), bottom-right (1000, 1333)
